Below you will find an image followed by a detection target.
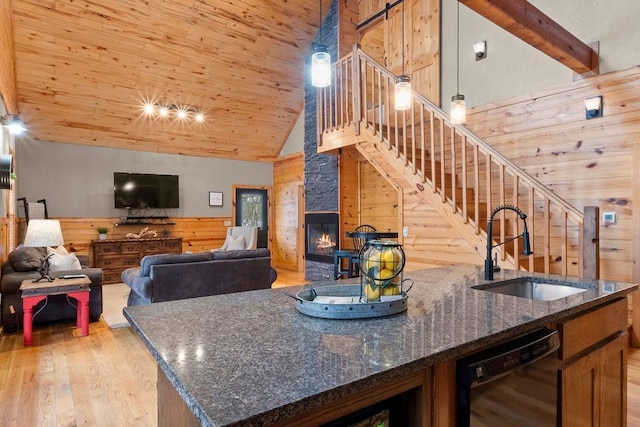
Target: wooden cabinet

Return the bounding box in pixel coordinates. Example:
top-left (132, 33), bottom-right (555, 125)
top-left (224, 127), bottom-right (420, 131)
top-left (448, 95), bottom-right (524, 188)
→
top-left (93, 237), bottom-right (183, 284)
top-left (558, 297), bottom-right (628, 426)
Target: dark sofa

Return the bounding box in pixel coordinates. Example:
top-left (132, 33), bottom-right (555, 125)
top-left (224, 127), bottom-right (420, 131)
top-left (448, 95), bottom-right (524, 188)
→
top-left (121, 248), bottom-right (277, 306)
top-left (0, 247), bottom-right (103, 332)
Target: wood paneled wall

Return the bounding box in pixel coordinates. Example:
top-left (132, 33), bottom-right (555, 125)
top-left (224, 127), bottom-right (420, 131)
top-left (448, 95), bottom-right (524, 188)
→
top-left (466, 65), bottom-right (640, 283)
top-left (0, 0), bottom-right (16, 113)
top-left (358, 0), bottom-right (440, 104)
top-left (17, 217), bottom-right (232, 263)
top-left (339, 145), bottom-right (482, 269)
top-left (273, 153), bottom-right (304, 271)
top-left (339, 146), bottom-right (398, 249)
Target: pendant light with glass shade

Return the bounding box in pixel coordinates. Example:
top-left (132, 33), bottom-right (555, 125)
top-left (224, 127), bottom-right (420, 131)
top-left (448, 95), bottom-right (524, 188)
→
top-left (450, 0), bottom-right (466, 124)
top-left (395, 0), bottom-right (412, 111)
top-left (311, 0), bottom-right (331, 88)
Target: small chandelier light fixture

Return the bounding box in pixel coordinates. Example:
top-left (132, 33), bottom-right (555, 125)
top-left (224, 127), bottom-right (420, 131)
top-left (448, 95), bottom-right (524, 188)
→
top-left (395, 0), bottom-right (412, 111)
top-left (584, 95), bottom-right (603, 120)
top-left (142, 102), bottom-right (205, 124)
top-left (450, 0), bottom-right (466, 124)
top-left (311, 0), bottom-right (331, 88)
top-left (2, 114), bottom-right (27, 135)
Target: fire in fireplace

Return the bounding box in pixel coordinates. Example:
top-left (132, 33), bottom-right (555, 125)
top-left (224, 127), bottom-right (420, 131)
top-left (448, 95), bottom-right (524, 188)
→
top-left (305, 213), bottom-right (339, 263)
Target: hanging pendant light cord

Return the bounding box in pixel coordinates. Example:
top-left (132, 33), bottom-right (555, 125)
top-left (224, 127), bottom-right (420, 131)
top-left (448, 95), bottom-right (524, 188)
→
top-left (402, 0), bottom-right (405, 76)
top-left (456, 0), bottom-right (460, 94)
top-left (319, 0), bottom-right (323, 43)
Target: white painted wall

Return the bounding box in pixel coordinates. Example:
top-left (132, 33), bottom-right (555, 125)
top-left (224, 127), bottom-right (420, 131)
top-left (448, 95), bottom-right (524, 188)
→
top-left (279, 109), bottom-right (305, 157)
top-left (441, 0), bottom-right (640, 109)
top-left (15, 138), bottom-right (273, 218)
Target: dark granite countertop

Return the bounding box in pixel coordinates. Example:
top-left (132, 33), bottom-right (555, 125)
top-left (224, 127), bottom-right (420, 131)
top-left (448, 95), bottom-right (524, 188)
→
top-left (123, 264), bottom-right (638, 427)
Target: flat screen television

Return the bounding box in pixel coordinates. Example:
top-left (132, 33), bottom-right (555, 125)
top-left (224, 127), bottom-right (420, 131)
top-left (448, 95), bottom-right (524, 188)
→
top-left (114, 172), bottom-right (179, 209)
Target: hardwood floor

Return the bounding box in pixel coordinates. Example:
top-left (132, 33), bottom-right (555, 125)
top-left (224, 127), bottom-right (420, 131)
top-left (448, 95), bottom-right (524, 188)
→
top-left (628, 347), bottom-right (640, 426)
top-left (0, 320), bottom-right (156, 426)
top-left (1, 268), bottom-right (639, 426)
top-left (271, 268), bottom-right (309, 288)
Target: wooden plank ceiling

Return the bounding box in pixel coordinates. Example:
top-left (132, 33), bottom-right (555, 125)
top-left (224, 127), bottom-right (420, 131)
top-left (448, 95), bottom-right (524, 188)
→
top-left (11, 0), bottom-right (324, 161)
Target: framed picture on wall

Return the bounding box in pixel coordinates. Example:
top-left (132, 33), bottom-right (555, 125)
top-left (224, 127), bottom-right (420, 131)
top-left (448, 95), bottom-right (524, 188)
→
top-left (209, 191), bottom-right (223, 206)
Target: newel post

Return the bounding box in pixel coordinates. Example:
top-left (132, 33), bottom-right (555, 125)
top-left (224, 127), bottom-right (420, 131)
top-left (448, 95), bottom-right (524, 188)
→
top-left (582, 206), bottom-right (599, 280)
top-left (352, 43), bottom-right (361, 135)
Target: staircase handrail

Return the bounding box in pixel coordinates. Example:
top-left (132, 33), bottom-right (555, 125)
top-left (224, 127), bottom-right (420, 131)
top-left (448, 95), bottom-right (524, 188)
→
top-left (353, 48), bottom-right (583, 223)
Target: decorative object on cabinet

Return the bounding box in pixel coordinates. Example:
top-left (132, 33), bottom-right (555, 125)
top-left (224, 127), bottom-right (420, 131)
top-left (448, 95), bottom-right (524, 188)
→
top-left (97, 227), bottom-right (109, 240)
top-left (93, 237), bottom-right (182, 284)
top-left (125, 226), bottom-right (157, 239)
top-left (209, 191), bottom-right (223, 206)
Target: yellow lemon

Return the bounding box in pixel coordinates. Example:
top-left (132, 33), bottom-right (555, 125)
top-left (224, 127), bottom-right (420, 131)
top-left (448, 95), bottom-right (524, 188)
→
top-left (364, 251), bottom-right (383, 272)
top-left (365, 284), bottom-right (380, 301)
top-left (381, 285), bottom-right (400, 296)
top-left (379, 268), bottom-right (394, 280)
top-left (381, 248), bottom-right (400, 271)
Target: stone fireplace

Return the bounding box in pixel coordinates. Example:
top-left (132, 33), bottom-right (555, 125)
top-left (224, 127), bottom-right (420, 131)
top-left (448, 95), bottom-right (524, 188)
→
top-left (305, 213), bottom-right (339, 264)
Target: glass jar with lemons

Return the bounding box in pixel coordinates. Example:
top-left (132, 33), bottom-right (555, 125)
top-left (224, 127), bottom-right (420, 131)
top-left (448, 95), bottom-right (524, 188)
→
top-left (359, 240), bottom-right (406, 302)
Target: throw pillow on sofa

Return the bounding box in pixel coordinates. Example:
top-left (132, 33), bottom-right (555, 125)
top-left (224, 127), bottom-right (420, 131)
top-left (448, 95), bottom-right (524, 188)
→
top-left (8, 246), bottom-right (46, 271)
top-left (227, 235), bottom-right (246, 251)
top-left (47, 246), bottom-right (82, 271)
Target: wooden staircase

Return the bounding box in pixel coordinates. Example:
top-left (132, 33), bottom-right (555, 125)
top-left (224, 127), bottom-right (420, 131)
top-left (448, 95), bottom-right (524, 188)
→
top-left (317, 46), bottom-right (599, 278)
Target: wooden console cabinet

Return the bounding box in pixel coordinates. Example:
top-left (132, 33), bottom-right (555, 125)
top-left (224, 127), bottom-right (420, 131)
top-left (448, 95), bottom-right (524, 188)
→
top-left (92, 237), bottom-right (183, 284)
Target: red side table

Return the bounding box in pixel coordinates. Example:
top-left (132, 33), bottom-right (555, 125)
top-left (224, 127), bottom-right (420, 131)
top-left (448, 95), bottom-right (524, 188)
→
top-left (20, 276), bottom-right (92, 346)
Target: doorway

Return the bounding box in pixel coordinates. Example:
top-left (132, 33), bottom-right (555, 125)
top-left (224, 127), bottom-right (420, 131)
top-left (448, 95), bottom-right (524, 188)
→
top-left (234, 186), bottom-right (270, 248)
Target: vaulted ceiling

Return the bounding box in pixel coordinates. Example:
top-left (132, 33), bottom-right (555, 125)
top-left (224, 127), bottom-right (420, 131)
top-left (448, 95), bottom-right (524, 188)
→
top-left (11, 0), bottom-right (325, 161)
top-left (8, 1), bottom-right (596, 163)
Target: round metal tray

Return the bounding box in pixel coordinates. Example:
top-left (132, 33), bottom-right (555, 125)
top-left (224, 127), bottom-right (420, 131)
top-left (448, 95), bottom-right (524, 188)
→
top-left (290, 284), bottom-right (408, 319)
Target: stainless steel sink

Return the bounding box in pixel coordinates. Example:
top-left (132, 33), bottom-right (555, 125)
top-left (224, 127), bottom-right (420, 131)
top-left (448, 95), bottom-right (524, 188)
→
top-left (473, 277), bottom-right (587, 301)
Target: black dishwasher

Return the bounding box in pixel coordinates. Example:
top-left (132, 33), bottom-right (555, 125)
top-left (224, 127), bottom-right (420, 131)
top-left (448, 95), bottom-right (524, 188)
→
top-left (456, 328), bottom-right (560, 426)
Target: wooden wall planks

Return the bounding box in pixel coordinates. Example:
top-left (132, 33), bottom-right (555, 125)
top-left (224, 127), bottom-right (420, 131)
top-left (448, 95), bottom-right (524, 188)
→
top-left (273, 153), bottom-right (304, 271)
top-left (466, 65), bottom-right (640, 284)
top-left (16, 217), bottom-right (231, 264)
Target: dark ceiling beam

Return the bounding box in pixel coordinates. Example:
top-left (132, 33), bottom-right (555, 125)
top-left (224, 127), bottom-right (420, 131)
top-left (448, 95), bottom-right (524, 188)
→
top-left (460, 0), bottom-right (598, 75)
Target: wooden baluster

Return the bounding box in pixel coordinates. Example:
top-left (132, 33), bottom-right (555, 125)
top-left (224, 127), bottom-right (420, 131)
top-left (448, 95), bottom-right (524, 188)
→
top-left (473, 144), bottom-right (480, 233)
top-left (528, 188), bottom-right (535, 272)
top-left (560, 207), bottom-right (568, 276)
top-left (544, 198), bottom-right (551, 273)
top-left (352, 48), bottom-right (361, 134)
top-left (430, 111), bottom-right (436, 191)
top-left (440, 120), bottom-right (445, 202)
top-left (461, 134), bottom-right (468, 223)
top-left (450, 127), bottom-right (457, 212)
top-left (420, 105), bottom-right (425, 181)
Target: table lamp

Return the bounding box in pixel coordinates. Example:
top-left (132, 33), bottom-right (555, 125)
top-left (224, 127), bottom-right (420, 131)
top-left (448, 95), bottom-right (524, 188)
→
top-left (23, 219), bottom-right (64, 282)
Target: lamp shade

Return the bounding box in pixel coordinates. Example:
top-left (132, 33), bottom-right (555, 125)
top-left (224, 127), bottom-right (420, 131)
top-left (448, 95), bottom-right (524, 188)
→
top-left (311, 45), bottom-right (331, 88)
top-left (23, 219), bottom-right (64, 247)
top-left (450, 94), bottom-right (466, 124)
top-left (394, 75), bottom-right (412, 111)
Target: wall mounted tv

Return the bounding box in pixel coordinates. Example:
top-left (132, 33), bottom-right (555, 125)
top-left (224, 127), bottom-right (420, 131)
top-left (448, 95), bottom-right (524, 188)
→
top-left (114, 172), bottom-right (179, 209)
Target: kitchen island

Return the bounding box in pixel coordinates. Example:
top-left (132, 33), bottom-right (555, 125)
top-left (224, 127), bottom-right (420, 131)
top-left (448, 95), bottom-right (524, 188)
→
top-left (123, 265), bottom-right (638, 426)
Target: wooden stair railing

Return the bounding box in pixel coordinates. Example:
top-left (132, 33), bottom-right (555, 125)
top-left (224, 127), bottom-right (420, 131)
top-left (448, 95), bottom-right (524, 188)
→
top-left (318, 45), bottom-right (598, 278)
